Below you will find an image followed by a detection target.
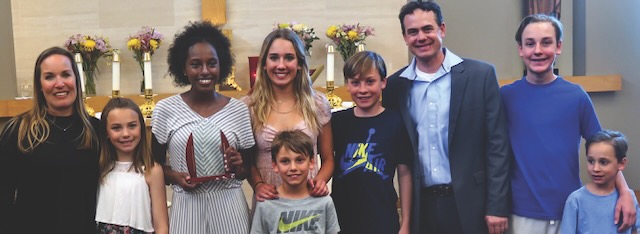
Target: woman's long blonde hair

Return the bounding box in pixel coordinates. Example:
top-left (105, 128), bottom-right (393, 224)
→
top-left (3, 47), bottom-right (97, 153)
top-left (248, 29), bottom-right (323, 134)
top-left (98, 98), bottom-right (154, 183)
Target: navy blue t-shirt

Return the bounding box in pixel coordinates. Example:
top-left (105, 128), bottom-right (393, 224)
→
top-left (331, 108), bottom-right (412, 234)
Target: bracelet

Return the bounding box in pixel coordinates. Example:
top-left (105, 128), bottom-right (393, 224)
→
top-left (254, 181), bottom-right (265, 188)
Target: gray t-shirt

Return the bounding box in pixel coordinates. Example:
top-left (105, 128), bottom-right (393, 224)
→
top-left (251, 196), bottom-right (340, 234)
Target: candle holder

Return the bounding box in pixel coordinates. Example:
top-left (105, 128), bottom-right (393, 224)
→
top-left (75, 54), bottom-right (94, 116)
top-left (112, 50), bottom-right (121, 93)
top-left (139, 89), bottom-right (156, 119)
top-left (84, 97), bottom-right (95, 117)
top-left (141, 52), bottom-right (152, 93)
top-left (219, 66), bottom-right (242, 91)
top-left (325, 44), bottom-right (341, 109)
top-left (325, 81), bottom-right (342, 109)
top-left (74, 53), bottom-right (86, 94)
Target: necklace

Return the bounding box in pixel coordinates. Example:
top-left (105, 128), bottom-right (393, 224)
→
top-left (275, 99), bottom-right (292, 104)
top-left (271, 102), bottom-right (297, 114)
top-left (47, 116), bottom-right (73, 132)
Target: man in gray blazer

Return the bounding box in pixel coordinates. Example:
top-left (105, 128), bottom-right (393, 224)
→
top-left (382, 2), bottom-right (511, 234)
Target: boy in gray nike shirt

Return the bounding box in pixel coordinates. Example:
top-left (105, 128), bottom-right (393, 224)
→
top-left (250, 130), bottom-right (340, 234)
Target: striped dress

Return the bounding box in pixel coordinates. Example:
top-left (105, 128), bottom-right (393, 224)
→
top-left (152, 95), bottom-right (255, 234)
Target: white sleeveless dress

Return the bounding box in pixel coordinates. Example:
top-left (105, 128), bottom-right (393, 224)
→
top-left (95, 161), bottom-right (154, 232)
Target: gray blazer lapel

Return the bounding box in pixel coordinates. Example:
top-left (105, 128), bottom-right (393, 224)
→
top-left (448, 62), bottom-right (468, 145)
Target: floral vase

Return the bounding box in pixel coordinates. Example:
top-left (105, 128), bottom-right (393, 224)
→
top-left (137, 60), bottom-right (145, 93)
top-left (337, 42), bottom-right (357, 61)
top-left (83, 61), bottom-right (98, 96)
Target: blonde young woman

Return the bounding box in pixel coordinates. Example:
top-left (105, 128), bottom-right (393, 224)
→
top-left (244, 29), bottom-right (334, 201)
top-left (0, 47), bottom-right (100, 233)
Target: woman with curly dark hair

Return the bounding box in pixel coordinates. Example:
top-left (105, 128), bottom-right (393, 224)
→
top-left (151, 21), bottom-right (255, 234)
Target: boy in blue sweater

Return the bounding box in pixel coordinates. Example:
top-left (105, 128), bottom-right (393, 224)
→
top-left (502, 14), bottom-right (636, 233)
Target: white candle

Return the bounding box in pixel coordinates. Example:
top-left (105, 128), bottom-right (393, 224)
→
top-left (357, 44), bottom-right (366, 52)
top-left (326, 45), bottom-right (335, 82)
top-left (112, 52), bottom-right (120, 91)
top-left (143, 52), bottom-right (152, 90)
top-left (74, 53), bottom-right (86, 94)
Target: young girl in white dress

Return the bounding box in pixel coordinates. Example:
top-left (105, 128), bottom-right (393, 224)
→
top-left (95, 97), bottom-right (169, 234)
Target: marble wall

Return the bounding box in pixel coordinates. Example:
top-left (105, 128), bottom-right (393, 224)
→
top-left (582, 0), bottom-right (640, 189)
top-left (11, 0), bottom-right (198, 96)
top-left (10, 0), bottom-right (408, 96)
top-left (1, 0), bottom-right (17, 99)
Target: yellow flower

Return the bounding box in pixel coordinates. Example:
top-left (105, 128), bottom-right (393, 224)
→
top-left (150, 39), bottom-right (159, 50)
top-left (83, 39), bottom-right (96, 50)
top-left (326, 25), bottom-right (338, 38)
top-left (127, 38), bottom-right (141, 50)
top-left (347, 30), bottom-right (358, 41)
top-left (278, 23), bottom-right (290, 29)
top-left (292, 24), bottom-right (304, 32)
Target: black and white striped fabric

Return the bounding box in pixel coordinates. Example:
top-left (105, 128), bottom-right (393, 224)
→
top-left (192, 121), bottom-right (224, 177)
top-left (152, 95), bottom-right (255, 234)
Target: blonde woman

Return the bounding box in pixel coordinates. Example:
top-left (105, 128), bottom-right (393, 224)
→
top-left (0, 47), bottom-right (100, 233)
top-left (244, 29), bottom-right (334, 201)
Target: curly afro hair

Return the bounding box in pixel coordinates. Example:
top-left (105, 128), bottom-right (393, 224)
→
top-left (167, 21), bottom-right (234, 87)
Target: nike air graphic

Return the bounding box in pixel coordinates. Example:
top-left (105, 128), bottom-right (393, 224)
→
top-left (277, 210), bottom-right (322, 233)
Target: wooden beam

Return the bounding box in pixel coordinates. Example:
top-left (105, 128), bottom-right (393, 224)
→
top-left (202, 0), bottom-right (226, 25)
top-left (0, 74), bottom-right (622, 118)
top-left (498, 74), bottom-right (622, 92)
top-left (0, 88), bottom-right (349, 118)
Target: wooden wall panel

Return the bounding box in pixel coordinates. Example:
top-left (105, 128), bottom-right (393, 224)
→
top-left (202, 0), bottom-right (226, 25)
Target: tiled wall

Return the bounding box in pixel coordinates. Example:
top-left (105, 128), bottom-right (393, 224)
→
top-left (11, 0), bottom-right (408, 96)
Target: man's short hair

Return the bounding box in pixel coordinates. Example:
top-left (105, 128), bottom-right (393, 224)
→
top-left (399, 1), bottom-right (443, 34)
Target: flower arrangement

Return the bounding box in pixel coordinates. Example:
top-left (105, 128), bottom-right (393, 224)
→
top-left (64, 34), bottom-right (112, 95)
top-left (326, 23), bottom-right (375, 61)
top-left (275, 22), bottom-right (320, 56)
top-left (126, 26), bottom-right (163, 92)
